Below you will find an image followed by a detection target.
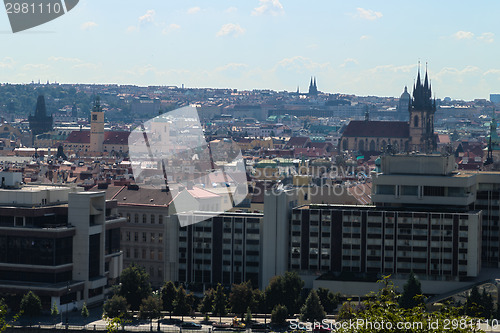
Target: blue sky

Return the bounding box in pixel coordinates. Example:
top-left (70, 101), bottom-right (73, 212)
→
top-left (0, 0), bottom-right (499, 100)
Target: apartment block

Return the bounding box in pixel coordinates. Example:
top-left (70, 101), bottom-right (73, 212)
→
top-left (0, 173), bottom-right (125, 311)
top-left (166, 211), bottom-right (263, 290)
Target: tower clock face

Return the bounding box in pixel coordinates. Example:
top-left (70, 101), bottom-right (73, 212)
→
top-left (92, 114), bottom-right (97, 121)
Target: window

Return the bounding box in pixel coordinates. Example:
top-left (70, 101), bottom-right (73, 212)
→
top-left (126, 232), bottom-right (131, 241)
top-left (142, 249), bottom-right (146, 259)
top-left (142, 232), bottom-right (147, 242)
top-left (151, 215), bottom-right (155, 224)
top-left (134, 214), bottom-right (139, 223)
top-left (150, 266), bottom-right (154, 277)
top-left (158, 250), bottom-right (163, 261)
top-left (142, 214), bottom-right (147, 224)
top-left (151, 233), bottom-right (155, 243)
top-left (134, 232), bottom-right (138, 242)
top-left (134, 248), bottom-right (138, 258)
top-left (125, 248), bottom-right (130, 258)
top-left (377, 185), bottom-right (395, 195)
top-left (424, 186), bottom-right (445, 197)
top-left (126, 214), bottom-right (130, 222)
top-left (159, 233), bottom-right (163, 244)
top-left (159, 215), bottom-right (163, 224)
top-left (401, 186), bottom-right (418, 196)
top-left (92, 114), bottom-right (97, 121)
top-left (150, 250), bottom-right (155, 260)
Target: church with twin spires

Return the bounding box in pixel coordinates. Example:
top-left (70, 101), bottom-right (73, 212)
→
top-left (340, 66), bottom-right (437, 154)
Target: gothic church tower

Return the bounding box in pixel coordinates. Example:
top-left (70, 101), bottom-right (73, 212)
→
top-left (409, 65), bottom-right (437, 152)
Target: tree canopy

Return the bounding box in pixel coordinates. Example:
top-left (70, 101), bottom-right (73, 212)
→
top-left (20, 291), bottom-right (42, 319)
top-left (118, 264), bottom-right (152, 311)
top-left (103, 295), bottom-right (129, 318)
top-left (300, 290), bottom-right (326, 322)
top-left (399, 271), bottom-right (424, 309)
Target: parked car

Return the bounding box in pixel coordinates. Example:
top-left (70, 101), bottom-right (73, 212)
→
top-left (180, 321), bottom-right (202, 329)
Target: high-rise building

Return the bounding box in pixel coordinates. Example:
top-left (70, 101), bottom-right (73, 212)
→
top-left (0, 172), bottom-right (125, 311)
top-left (166, 211), bottom-right (264, 290)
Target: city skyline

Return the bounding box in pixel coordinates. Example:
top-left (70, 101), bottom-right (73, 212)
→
top-left (1, 1), bottom-right (499, 100)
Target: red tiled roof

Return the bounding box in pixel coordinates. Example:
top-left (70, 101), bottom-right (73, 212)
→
top-left (65, 130), bottom-right (130, 145)
top-left (342, 121), bottom-right (409, 138)
top-left (285, 137), bottom-right (310, 148)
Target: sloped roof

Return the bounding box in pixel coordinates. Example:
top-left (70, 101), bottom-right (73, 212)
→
top-left (65, 130), bottom-right (130, 145)
top-left (342, 121), bottom-right (409, 138)
top-left (285, 136), bottom-right (310, 148)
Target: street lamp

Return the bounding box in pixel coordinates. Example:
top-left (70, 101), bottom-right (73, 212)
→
top-left (65, 282), bottom-right (71, 328)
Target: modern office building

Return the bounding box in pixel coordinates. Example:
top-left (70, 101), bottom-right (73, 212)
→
top-left (166, 211), bottom-right (263, 290)
top-left (0, 172), bottom-right (125, 311)
top-left (291, 204), bottom-right (481, 280)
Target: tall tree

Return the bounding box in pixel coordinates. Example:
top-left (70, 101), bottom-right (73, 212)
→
top-left (173, 286), bottom-right (191, 321)
top-left (213, 283), bottom-right (227, 322)
top-left (252, 289), bottom-right (266, 314)
top-left (103, 295), bottom-right (129, 318)
top-left (481, 289), bottom-right (493, 319)
top-left (161, 281), bottom-right (177, 319)
top-left (398, 271), bottom-right (424, 309)
top-left (50, 301), bottom-right (59, 325)
top-left (270, 305), bottom-right (288, 326)
top-left (316, 288), bottom-right (340, 314)
top-left (20, 291), bottom-right (42, 322)
top-left (81, 302), bottom-right (89, 326)
top-left (229, 281), bottom-right (254, 319)
top-left (300, 290), bottom-right (326, 322)
top-left (119, 264), bottom-right (152, 311)
top-left (139, 296), bottom-right (162, 320)
top-left (199, 288), bottom-right (214, 316)
top-left (265, 272), bottom-right (304, 315)
top-left (465, 286), bottom-right (483, 318)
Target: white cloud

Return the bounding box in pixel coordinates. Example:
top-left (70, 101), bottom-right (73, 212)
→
top-left (23, 64), bottom-right (51, 71)
top-left (453, 30), bottom-right (474, 40)
top-left (252, 0), bottom-right (284, 16)
top-left (216, 23), bottom-right (245, 37)
top-left (225, 7), bottom-right (238, 14)
top-left (162, 23), bottom-right (181, 34)
top-left (139, 10), bottom-right (156, 24)
top-left (187, 7), bottom-right (201, 15)
top-left (340, 58), bottom-right (359, 68)
top-left (478, 32), bottom-right (494, 43)
top-left (355, 8), bottom-right (382, 20)
top-left (126, 25), bottom-right (137, 33)
top-left (360, 35), bottom-right (370, 40)
top-left (48, 57), bottom-right (82, 63)
top-left (215, 63), bottom-right (249, 72)
top-left (81, 21), bottom-right (98, 31)
top-left (275, 56), bottom-right (331, 72)
top-left (368, 64), bottom-right (416, 74)
top-left (0, 57), bottom-right (15, 70)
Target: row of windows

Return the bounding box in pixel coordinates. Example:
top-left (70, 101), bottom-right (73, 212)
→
top-left (126, 213), bottom-right (164, 224)
top-left (123, 232), bottom-right (163, 244)
top-left (125, 247), bottom-right (163, 261)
